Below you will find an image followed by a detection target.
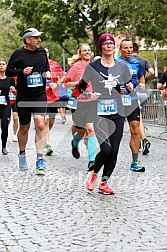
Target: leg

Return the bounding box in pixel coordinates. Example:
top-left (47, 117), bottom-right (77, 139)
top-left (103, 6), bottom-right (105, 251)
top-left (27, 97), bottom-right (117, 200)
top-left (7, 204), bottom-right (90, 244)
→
top-left (86, 123), bottom-right (97, 170)
top-left (34, 115), bottom-right (46, 155)
top-left (86, 116), bottom-right (124, 194)
top-left (140, 111), bottom-right (151, 155)
top-left (13, 112), bottom-right (19, 135)
top-left (1, 104), bottom-right (11, 154)
top-left (128, 119), bottom-right (145, 172)
top-left (59, 107), bottom-right (66, 124)
top-left (18, 123), bottom-right (30, 152)
top-left (129, 120), bottom-right (140, 158)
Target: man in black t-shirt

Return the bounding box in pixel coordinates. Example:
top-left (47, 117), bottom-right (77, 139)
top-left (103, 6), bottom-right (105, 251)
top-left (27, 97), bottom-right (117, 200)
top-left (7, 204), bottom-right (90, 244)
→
top-left (6, 28), bottom-right (51, 175)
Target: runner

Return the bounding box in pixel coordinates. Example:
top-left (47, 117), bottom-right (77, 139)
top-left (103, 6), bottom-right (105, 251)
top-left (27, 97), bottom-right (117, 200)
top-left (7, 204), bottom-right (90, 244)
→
top-left (9, 76), bottom-right (19, 142)
top-left (64, 43), bottom-right (97, 170)
top-left (117, 39), bottom-right (145, 172)
top-left (78, 33), bottom-right (132, 194)
top-left (44, 47), bottom-right (66, 156)
top-left (6, 28), bottom-right (51, 174)
top-left (0, 59), bottom-right (16, 154)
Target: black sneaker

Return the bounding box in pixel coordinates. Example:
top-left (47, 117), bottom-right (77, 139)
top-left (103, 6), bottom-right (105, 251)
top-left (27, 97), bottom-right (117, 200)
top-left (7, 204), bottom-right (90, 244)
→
top-left (142, 139), bottom-right (151, 155)
top-left (88, 161), bottom-right (95, 172)
top-left (71, 140), bottom-right (80, 159)
top-left (2, 147), bottom-right (8, 155)
top-left (45, 144), bottom-right (53, 156)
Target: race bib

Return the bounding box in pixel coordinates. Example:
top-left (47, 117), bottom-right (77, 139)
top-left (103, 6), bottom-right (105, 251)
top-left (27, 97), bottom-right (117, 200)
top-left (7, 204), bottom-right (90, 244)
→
top-left (66, 97), bottom-right (78, 109)
top-left (0, 96), bottom-right (7, 105)
top-left (97, 99), bottom-right (117, 115)
top-left (122, 94), bottom-right (132, 106)
top-left (27, 74), bottom-right (43, 87)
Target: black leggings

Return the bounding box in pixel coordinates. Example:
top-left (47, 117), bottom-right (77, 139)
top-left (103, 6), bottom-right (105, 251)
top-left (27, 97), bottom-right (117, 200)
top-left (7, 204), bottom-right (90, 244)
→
top-left (0, 104), bottom-right (11, 148)
top-left (93, 116), bottom-right (124, 181)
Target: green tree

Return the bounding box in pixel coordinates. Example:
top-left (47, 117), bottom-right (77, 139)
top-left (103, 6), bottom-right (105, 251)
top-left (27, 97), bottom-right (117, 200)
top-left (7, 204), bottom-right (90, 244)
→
top-left (1, 0), bottom-right (166, 58)
top-left (0, 9), bottom-right (22, 60)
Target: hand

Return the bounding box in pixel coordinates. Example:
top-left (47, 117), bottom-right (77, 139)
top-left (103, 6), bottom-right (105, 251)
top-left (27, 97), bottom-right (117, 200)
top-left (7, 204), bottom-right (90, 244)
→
top-left (49, 82), bottom-right (58, 90)
top-left (139, 83), bottom-right (145, 92)
top-left (46, 71), bottom-right (52, 80)
top-left (57, 76), bottom-right (66, 84)
top-left (126, 82), bottom-right (134, 92)
top-left (120, 86), bottom-right (126, 94)
top-left (10, 86), bottom-right (17, 95)
top-left (89, 92), bottom-right (101, 101)
top-left (23, 67), bottom-right (33, 75)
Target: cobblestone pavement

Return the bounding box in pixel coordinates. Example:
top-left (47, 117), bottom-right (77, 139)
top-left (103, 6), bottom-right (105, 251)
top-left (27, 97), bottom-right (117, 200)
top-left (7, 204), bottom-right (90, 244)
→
top-left (0, 113), bottom-right (167, 252)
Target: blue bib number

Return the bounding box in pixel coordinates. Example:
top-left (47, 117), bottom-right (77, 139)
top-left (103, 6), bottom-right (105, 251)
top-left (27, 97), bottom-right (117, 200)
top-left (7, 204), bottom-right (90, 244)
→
top-left (0, 96), bottom-right (7, 105)
top-left (67, 97), bottom-right (78, 109)
top-left (27, 74), bottom-right (43, 87)
top-left (122, 94), bottom-right (132, 106)
top-left (97, 99), bottom-right (117, 115)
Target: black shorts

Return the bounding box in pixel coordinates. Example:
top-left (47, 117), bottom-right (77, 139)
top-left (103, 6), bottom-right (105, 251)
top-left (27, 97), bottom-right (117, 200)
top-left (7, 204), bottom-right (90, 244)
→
top-left (124, 99), bottom-right (140, 122)
top-left (126, 106), bottom-right (140, 122)
top-left (16, 93), bottom-right (47, 125)
top-left (46, 103), bottom-right (58, 119)
top-left (72, 102), bottom-right (94, 129)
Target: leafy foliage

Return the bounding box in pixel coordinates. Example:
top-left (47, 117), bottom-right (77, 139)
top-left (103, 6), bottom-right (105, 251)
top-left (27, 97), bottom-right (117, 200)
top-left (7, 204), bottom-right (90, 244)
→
top-left (0, 0), bottom-right (166, 66)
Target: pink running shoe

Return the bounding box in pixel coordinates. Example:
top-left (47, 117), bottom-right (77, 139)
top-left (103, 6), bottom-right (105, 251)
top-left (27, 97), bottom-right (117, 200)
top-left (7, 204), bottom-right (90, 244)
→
top-left (85, 171), bottom-right (98, 191)
top-left (99, 182), bottom-right (115, 195)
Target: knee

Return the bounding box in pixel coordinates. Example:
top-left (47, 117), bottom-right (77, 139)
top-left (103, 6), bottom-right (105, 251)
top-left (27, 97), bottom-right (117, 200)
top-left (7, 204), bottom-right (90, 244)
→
top-left (36, 122), bottom-right (45, 132)
top-left (101, 145), bottom-right (112, 157)
top-left (19, 124), bottom-right (30, 134)
top-left (130, 121), bottom-right (140, 135)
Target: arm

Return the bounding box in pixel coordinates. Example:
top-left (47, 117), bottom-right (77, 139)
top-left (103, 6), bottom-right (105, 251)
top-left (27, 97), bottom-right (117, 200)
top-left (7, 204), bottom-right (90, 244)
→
top-left (6, 50), bottom-right (24, 77)
top-left (157, 72), bottom-right (167, 90)
top-left (145, 67), bottom-right (155, 83)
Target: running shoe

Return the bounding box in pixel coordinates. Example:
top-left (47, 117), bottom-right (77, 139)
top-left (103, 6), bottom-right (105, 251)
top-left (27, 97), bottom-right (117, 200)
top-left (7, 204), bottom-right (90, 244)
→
top-left (87, 160), bottom-right (95, 172)
top-left (71, 139), bottom-right (80, 159)
top-left (2, 147), bottom-right (8, 155)
top-left (142, 139), bottom-right (151, 155)
top-left (130, 160), bottom-right (145, 172)
top-left (19, 154), bottom-right (28, 170)
top-left (85, 171), bottom-right (98, 191)
top-left (45, 144), bottom-right (53, 156)
top-left (36, 157), bottom-right (46, 175)
top-left (99, 182), bottom-right (115, 195)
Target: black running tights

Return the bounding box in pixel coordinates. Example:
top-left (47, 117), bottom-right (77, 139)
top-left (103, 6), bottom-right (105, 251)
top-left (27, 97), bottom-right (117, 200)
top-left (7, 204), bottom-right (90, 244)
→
top-left (93, 116), bottom-right (124, 181)
top-left (0, 104), bottom-right (11, 148)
